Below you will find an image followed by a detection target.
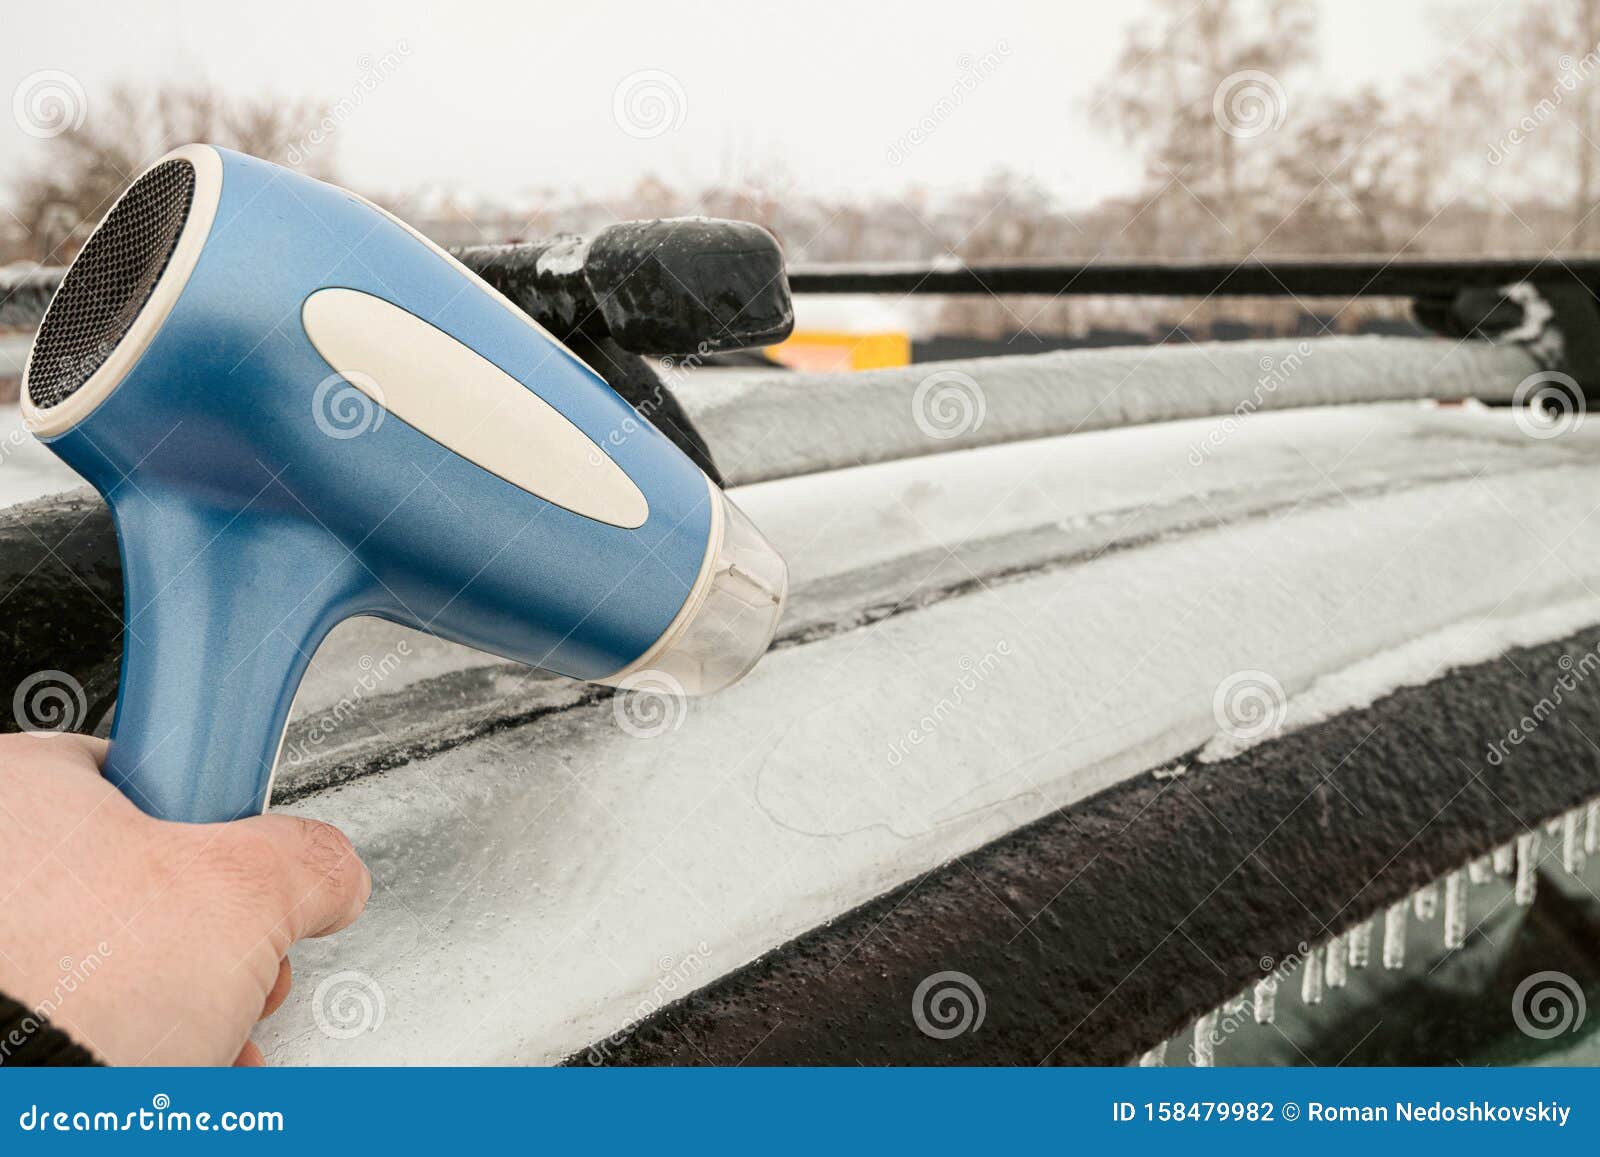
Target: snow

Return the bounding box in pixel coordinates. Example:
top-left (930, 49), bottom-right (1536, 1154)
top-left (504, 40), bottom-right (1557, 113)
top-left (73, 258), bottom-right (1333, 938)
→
top-left (248, 402), bottom-right (1600, 1064)
top-left (0, 403), bottom-right (82, 507)
top-left (1198, 593), bottom-right (1600, 763)
top-left (790, 292), bottom-right (936, 335)
top-left (532, 234), bottom-right (591, 278)
top-left (274, 399), bottom-right (1576, 789)
top-left (4, 329), bottom-right (1590, 1066)
top-left (683, 334), bottom-right (1540, 486)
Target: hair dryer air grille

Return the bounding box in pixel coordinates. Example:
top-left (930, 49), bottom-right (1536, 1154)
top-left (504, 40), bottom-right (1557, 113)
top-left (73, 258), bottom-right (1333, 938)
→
top-left (27, 158), bottom-right (196, 410)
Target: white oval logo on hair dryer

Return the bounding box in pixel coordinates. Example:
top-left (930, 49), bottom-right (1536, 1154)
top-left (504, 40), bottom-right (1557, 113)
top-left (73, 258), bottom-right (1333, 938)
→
top-left (301, 287), bottom-right (649, 529)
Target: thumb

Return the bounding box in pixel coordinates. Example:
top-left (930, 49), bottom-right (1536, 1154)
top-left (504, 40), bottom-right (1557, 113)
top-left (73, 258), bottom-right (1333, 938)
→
top-left (226, 813), bottom-right (372, 941)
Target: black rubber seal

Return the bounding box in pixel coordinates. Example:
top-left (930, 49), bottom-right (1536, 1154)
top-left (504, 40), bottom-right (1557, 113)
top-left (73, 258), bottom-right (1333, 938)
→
top-left (574, 628), bottom-right (1600, 1065)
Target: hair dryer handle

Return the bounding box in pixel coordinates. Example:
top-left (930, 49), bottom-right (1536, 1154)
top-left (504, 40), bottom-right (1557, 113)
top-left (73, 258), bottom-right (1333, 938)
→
top-left (102, 492), bottom-right (361, 822)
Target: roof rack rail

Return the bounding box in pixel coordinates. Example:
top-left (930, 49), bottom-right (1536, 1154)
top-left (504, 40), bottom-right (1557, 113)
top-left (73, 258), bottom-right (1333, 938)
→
top-left (787, 255), bottom-right (1600, 404)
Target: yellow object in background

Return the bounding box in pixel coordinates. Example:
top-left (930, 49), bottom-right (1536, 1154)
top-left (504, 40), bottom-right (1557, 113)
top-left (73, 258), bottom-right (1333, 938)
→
top-left (767, 330), bottom-right (911, 372)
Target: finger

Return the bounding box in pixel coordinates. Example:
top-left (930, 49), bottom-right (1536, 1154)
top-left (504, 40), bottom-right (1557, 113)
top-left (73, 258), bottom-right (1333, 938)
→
top-left (11, 731), bottom-right (109, 771)
top-left (70, 734), bottom-right (110, 766)
top-left (234, 1041), bottom-right (265, 1067)
top-left (64, 732), bottom-right (109, 768)
top-left (228, 814), bottom-right (371, 941)
top-left (261, 957), bottom-right (292, 1020)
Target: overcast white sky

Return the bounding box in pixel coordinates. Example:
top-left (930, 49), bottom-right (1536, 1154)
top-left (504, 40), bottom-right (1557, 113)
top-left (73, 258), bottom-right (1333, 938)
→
top-left (4, 0), bottom-right (1443, 207)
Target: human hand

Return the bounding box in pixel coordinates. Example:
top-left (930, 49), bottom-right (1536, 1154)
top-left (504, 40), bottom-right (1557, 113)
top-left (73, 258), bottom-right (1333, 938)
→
top-left (0, 731), bottom-right (370, 1065)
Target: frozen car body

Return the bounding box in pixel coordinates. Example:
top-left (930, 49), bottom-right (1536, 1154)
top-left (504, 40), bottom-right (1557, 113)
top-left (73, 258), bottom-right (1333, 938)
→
top-left (244, 358), bottom-right (1600, 1063)
top-left (4, 324), bottom-right (1594, 1064)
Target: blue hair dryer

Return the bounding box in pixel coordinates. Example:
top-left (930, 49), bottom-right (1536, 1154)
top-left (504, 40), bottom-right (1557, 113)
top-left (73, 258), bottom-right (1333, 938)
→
top-left (21, 145), bottom-right (787, 822)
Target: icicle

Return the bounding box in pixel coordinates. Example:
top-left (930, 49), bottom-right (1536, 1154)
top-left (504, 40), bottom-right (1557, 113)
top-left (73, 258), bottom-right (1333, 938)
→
top-left (1443, 869), bottom-right (1467, 949)
top-left (1302, 945), bottom-right (1325, 1005)
top-left (1493, 842), bottom-right (1516, 875)
top-left (1192, 1011), bottom-right (1218, 1067)
top-left (1586, 801), bottom-right (1599, 856)
top-left (1515, 831), bottom-right (1540, 906)
top-left (1138, 1040), bottom-right (1167, 1067)
top-left (1413, 883), bottom-right (1439, 920)
top-left (1382, 901), bottom-right (1407, 970)
top-left (1222, 993), bottom-right (1248, 1017)
top-left (1325, 933), bottom-right (1348, 989)
top-left (1563, 810), bottom-right (1585, 875)
top-left (1253, 973), bottom-right (1279, 1024)
top-left (1348, 920), bottom-right (1373, 968)
top-left (1467, 855), bottom-right (1492, 885)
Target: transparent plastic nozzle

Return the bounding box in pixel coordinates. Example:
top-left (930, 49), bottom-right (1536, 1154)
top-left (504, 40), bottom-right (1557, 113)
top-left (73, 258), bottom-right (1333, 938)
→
top-left (612, 489), bottom-right (788, 695)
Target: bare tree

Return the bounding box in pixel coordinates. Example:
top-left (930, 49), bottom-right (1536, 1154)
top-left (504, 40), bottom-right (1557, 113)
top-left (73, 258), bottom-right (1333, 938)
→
top-left (936, 170), bottom-right (1083, 338)
top-left (1095, 0), bottom-right (1316, 253)
top-left (9, 84), bottom-right (333, 263)
top-left (1268, 87), bottom-right (1475, 255)
top-left (1496, 0), bottom-right (1600, 248)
